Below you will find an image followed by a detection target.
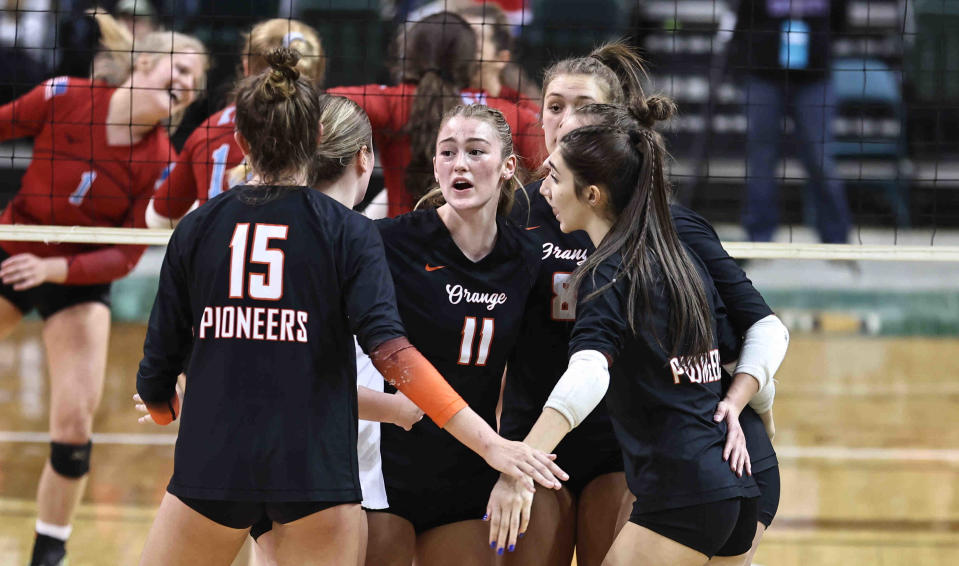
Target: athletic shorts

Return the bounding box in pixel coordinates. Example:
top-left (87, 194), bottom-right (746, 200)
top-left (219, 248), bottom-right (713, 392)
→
top-left (178, 495), bottom-right (356, 531)
top-left (754, 465), bottom-right (780, 528)
top-left (0, 250), bottom-right (111, 319)
top-left (553, 428), bottom-right (624, 497)
top-left (369, 473), bottom-right (498, 534)
top-left (629, 497), bottom-right (758, 558)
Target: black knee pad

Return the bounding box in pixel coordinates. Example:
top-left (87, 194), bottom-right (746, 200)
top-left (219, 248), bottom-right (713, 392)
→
top-left (50, 441), bottom-right (92, 478)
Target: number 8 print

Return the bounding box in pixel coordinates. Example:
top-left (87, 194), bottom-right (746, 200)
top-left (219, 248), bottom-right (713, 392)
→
top-left (551, 272), bottom-right (575, 321)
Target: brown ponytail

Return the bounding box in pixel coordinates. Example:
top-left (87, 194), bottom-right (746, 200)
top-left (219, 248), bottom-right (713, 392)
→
top-left (399, 12), bottom-right (477, 202)
top-left (560, 101), bottom-right (714, 360)
top-left (234, 47), bottom-right (321, 185)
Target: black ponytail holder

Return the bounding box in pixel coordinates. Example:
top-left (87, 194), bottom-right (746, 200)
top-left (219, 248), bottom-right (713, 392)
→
top-left (628, 129), bottom-right (644, 146)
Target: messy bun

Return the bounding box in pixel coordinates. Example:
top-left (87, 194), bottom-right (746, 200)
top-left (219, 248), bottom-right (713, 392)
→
top-left (260, 47), bottom-right (301, 102)
top-left (234, 47), bottom-right (321, 185)
top-left (632, 95), bottom-right (676, 128)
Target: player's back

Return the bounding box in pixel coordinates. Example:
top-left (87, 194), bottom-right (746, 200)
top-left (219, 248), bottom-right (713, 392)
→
top-left (164, 185), bottom-right (401, 502)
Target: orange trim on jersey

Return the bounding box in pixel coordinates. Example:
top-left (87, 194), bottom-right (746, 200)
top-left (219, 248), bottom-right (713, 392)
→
top-left (145, 393), bottom-right (180, 425)
top-left (370, 337), bottom-right (467, 428)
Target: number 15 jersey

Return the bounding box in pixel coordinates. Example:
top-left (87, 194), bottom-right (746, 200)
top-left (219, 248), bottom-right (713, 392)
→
top-left (137, 185), bottom-right (406, 502)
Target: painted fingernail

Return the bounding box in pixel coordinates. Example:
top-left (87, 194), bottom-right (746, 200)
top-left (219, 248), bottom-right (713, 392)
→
top-left (508, 544), bottom-right (515, 552)
top-left (490, 541), bottom-right (496, 549)
top-left (497, 547), bottom-right (504, 555)
top-left (519, 532), bottom-right (525, 539)
top-left (483, 513), bottom-right (488, 520)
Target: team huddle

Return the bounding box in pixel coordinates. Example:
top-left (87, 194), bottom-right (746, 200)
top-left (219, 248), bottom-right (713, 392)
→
top-left (0, 8), bottom-right (789, 566)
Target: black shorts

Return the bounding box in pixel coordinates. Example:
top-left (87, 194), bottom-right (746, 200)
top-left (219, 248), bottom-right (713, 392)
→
top-left (754, 465), bottom-right (780, 528)
top-left (553, 429), bottom-right (624, 497)
top-left (629, 497), bottom-right (758, 558)
top-left (370, 473), bottom-right (498, 534)
top-left (178, 495), bottom-right (355, 531)
top-left (0, 250), bottom-right (111, 319)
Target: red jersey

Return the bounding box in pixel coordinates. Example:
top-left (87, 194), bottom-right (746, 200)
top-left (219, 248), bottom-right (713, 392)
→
top-left (152, 104), bottom-right (244, 219)
top-left (328, 84), bottom-right (546, 218)
top-left (499, 84), bottom-right (541, 115)
top-left (0, 77), bottom-right (174, 284)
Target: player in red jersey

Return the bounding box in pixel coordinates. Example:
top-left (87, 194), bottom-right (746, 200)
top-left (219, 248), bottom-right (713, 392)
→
top-left (0, 12), bottom-right (207, 566)
top-left (455, 2), bottom-right (541, 114)
top-left (328, 11), bottom-right (545, 218)
top-left (147, 18), bottom-right (324, 228)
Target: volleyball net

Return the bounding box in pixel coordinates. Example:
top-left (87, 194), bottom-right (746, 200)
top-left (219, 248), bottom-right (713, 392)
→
top-left (0, 0), bottom-right (957, 260)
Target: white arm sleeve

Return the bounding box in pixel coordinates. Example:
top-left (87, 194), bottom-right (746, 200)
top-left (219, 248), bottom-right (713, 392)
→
top-left (748, 378), bottom-right (776, 413)
top-left (543, 349), bottom-right (610, 430)
top-left (734, 314), bottom-right (789, 392)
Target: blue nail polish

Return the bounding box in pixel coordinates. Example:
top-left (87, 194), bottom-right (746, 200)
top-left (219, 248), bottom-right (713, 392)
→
top-left (483, 513), bottom-right (488, 520)
top-left (497, 548), bottom-right (504, 555)
top-left (490, 541), bottom-right (496, 548)
top-left (508, 544), bottom-right (515, 552)
top-left (518, 532), bottom-right (525, 539)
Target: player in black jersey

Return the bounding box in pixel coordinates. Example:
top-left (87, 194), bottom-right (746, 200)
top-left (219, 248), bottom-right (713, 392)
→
top-left (498, 43), bottom-right (787, 566)
top-left (361, 104), bottom-right (554, 566)
top-left (135, 52), bottom-right (563, 566)
top-left (511, 98), bottom-right (760, 564)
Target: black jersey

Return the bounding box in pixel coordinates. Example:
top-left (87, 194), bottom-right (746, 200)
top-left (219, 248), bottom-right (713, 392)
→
top-left (501, 181), bottom-right (613, 446)
top-left (569, 250), bottom-right (759, 512)
top-left (672, 203), bottom-right (777, 472)
top-left (375, 209), bottom-right (539, 491)
top-left (137, 186), bottom-right (405, 502)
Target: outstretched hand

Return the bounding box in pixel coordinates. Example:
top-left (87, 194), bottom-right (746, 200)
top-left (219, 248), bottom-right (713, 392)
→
top-left (483, 437), bottom-right (567, 492)
top-left (485, 474), bottom-right (533, 556)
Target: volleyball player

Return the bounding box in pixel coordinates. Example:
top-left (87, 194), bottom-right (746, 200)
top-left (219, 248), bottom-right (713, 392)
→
top-left (508, 102), bottom-right (759, 565)
top-left (351, 104), bottom-right (545, 566)
top-left (136, 54), bottom-right (563, 564)
top-left (0, 12), bottom-right (206, 565)
top-left (327, 11), bottom-right (545, 217)
top-left (147, 18), bottom-right (324, 228)
top-left (497, 42), bottom-right (787, 565)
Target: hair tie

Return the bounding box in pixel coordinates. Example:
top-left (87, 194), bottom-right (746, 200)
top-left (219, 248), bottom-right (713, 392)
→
top-left (282, 31), bottom-right (306, 48)
top-left (627, 129), bottom-right (644, 146)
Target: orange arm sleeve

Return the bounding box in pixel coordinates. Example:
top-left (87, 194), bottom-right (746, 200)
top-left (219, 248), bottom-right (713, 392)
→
top-left (370, 337), bottom-right (467, 428)
top-left (145, 392), bottom-right (181, 425)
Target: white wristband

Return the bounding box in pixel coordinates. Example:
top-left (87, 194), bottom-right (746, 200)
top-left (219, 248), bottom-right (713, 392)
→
top-left (735, 314), bottom-right (789, 392)
top-left (544, 349), bottom-right (610, 430)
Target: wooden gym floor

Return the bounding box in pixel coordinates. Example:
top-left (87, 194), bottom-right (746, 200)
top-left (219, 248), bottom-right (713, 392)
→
top-left (0, 322), bottom-right (957, 565)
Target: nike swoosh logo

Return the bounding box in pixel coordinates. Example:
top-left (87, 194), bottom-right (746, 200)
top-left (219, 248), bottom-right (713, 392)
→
top-left (525, 226), bottom-right (540, 230)
top-left (425, 264), bottom-right (446, 272)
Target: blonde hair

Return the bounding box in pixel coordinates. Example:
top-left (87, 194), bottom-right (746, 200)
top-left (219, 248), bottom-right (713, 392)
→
top-left (243, 19), bottom-right (325, 87)
top-left (415, 104), bottom-right (522, 216)
top-left (309, 94), bottom-right (373, 186)
top-left (90, 10), bottom-right (207, 88)
top-left (89, 10), bottom-right (207, 129)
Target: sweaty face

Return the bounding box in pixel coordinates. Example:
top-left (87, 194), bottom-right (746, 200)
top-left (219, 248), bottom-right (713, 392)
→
top-left (434, 116), bottom-right (512, 215)
top-left (540, 148), bottom-right (592, 234)
top-left (135, 50), bottom-right (205, 117)
top-left (542, 74), bottom-right (605, 154)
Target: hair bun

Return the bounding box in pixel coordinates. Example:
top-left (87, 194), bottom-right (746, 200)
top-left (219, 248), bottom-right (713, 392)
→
top-left (266, 46), bottom-right (301, 83)
top-left (628, 95), bottom-right (676, 128)
top-left (644, 95), bottom-right (676, 123)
